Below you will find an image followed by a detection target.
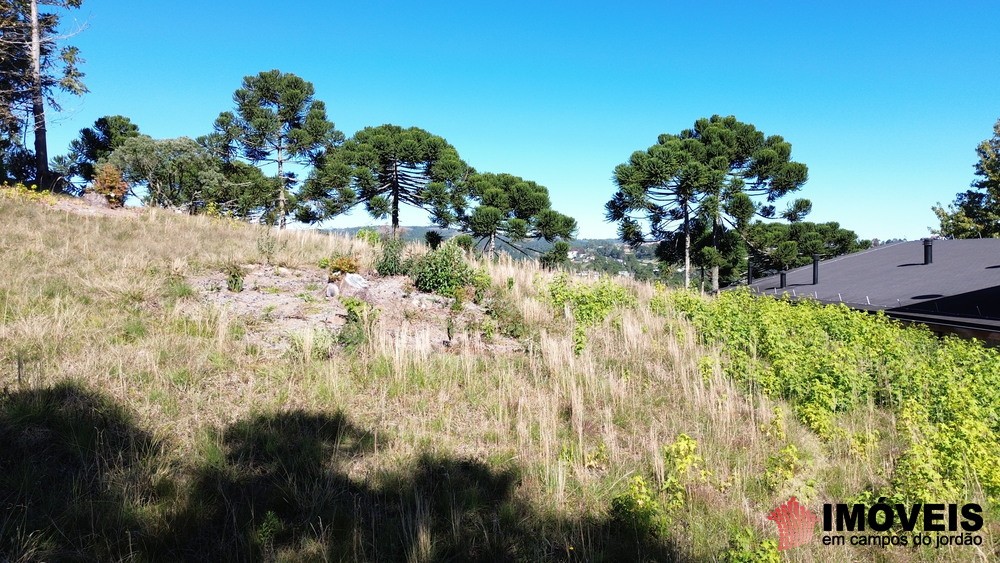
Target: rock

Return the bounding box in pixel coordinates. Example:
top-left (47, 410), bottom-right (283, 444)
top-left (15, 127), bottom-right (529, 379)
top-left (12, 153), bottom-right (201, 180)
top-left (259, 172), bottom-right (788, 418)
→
top-left (325, 282), bottom-right (340, 298)
top-left (82, 191), bottom-right (110, 209)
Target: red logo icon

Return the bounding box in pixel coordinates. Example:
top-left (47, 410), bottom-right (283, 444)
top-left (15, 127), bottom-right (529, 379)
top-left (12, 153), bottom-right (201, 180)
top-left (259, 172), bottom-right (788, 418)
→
top-left (768, 496), bottom-right (818, 551)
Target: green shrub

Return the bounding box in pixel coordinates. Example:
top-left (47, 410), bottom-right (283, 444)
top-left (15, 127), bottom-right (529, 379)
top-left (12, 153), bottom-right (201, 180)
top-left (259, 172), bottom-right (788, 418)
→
top-left (223, 262), bottom-right (245, 293)
top-left (0, 181), bottom-right (56, 204)
top-left (548, 274), bottom-right (635, 352)
top-left (452, 234), bottom-right (475, 252)
top-left (610, 476), bottom-right (669, 538)
top-left (376, 237), bottom-right (408, 276)
top-left (723, 528), bottom-right (780, 563)
top-left (763, 444), bottom-right (804, 491)
top-left (469, 267), bottom-right (492, 303)
top-left (326, 254), bottom-right (360, 278)
top-left (662, 434), bottom-right (709, 509)
top-left (256, 229), bottom-right (286, 265)
top-left (548, 274), bottom-right (634, 326)
top-left (667, 288), bottom-right (1000, 504)
top-left (481, 288), bottom-right (529, 339)
top-left (411, 243), bottom-right (490, 298)
top-left (356, 227), bottom-right (381, 245)
top-left (338, 297), bottom-right (377, 349)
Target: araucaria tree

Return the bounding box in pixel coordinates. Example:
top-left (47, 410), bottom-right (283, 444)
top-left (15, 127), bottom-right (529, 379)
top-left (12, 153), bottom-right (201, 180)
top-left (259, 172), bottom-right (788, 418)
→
top-left (211, 70), bottom-right (341, 228)
top-left (301, 124), bottom-right (471, 233)
top-left (53, 114), bottom-right (140, 191)
top-left (461, 172), bottom-right (577, 256)
top-left (606, 115), bottom-right (808, 289)
top-left (932, 117), bottom-right (1000, 238)
top-left (0, 0), bottom-right (87, 188)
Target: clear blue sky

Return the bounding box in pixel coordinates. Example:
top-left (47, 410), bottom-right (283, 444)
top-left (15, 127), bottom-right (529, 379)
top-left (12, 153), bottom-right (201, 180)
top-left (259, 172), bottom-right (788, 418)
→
top-left (44, 0), bottom-right (1000, 241)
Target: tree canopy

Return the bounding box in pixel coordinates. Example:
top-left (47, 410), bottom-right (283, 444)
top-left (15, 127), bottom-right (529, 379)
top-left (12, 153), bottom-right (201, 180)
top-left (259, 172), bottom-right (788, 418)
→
top-left (460, 172), bottom-right (576, 256)
top-left (746, 221), bottom-right (869, 275)
top-left (53, 115), bottom-right (140, 191)
top-left (302, 124), bottom-right (471, 233)
top-left (106, 136), bottom-right (219, 209)
top-left (104, 135), bottom-right (278, 218)
top-left (208, 70), bottom-right (341, 227)
top-left (606, 115), bottom-right (809, 289)
top-left (932, 118), bottom-right (1000, 238)
top-left (0, 0), bottom-right (87, 188)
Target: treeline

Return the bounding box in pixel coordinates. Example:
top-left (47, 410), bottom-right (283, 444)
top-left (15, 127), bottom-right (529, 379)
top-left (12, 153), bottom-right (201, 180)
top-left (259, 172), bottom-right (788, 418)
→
top-left (1, 0), bottom-right (873, 283)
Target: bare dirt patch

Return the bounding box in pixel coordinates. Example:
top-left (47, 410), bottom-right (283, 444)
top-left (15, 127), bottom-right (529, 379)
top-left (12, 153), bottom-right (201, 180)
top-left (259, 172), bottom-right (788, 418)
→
top-left (50, 194), bottom-right (146, 218)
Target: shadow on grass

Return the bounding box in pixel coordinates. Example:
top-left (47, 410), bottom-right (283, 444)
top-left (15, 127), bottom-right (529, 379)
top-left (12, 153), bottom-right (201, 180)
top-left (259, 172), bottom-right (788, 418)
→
top-left (1, 383), bottom-right (681, 562)
top-left (0, 382), bottom-right (162, 561)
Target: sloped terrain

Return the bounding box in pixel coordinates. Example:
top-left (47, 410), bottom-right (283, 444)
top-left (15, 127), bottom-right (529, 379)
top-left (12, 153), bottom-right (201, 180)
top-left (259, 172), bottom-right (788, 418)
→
top-left (1, 190), bottom-right (997, 562)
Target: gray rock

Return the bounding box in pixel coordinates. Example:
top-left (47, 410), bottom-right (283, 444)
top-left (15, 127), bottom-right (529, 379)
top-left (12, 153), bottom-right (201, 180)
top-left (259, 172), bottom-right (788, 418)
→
top-left (82, 191), bottom-right (110, 208)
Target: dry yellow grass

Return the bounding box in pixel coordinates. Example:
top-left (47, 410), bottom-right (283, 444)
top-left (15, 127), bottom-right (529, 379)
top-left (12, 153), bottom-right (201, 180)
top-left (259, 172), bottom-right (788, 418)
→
top-left (0, 196), bottom-right (993, 561)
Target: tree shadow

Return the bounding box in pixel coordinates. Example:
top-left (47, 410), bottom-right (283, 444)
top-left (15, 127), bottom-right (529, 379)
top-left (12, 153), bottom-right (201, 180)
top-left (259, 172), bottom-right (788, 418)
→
top-left (2, 385), bottom-right (681, 561)
top-left (0, 382), bottom-right (162, 561)
top-left (159, 411), bottom-right (681, 562)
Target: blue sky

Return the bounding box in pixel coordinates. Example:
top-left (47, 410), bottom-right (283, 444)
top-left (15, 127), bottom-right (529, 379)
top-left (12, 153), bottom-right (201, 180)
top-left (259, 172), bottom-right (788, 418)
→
top-left (44, 1), bottom-right (1000, 241)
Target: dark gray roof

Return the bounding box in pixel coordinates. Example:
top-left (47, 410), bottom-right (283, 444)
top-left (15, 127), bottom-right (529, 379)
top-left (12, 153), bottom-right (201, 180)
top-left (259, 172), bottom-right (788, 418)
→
top-left (745, 239), bottom-right (1000, 329)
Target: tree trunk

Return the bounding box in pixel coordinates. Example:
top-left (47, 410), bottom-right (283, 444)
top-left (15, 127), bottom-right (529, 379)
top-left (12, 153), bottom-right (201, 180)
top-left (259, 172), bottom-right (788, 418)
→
top-left (391, 160), bottom-right (400, 234)
top-left (487, 233), bottom-right (496, 256)
top-left (711, 207), bottom-right (720, 293)
top-left (276, 146), bottom-right (286, 229)
top-left (683, 201), bottom-right (691, 289)
top-left (29, 0), bottom-right (49, 188)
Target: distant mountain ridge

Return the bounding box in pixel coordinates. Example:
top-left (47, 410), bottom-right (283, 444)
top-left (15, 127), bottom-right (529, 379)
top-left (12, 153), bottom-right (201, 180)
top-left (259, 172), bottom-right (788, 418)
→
top-left (317, 226), bottom-right (619, 256)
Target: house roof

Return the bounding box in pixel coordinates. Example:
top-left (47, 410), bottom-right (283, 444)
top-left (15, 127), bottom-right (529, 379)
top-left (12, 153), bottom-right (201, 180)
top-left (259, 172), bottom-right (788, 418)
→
top-left (744, 239), bottom-right (1000, 335)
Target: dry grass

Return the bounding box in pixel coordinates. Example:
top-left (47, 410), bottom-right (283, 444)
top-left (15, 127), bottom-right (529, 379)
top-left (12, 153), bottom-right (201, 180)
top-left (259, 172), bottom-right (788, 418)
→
top-left (0, 197), bottom-right (994, 561)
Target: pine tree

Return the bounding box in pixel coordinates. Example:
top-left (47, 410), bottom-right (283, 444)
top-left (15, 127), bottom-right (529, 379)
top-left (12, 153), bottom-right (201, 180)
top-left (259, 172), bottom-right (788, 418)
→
top-left (211, 70), bottom-right (341, 228)
top-left (301, 124), bottom-right (470, 234)
top-left (461, 172), bottom-right (576, 257)
top-left (607, 115), bottom-right (808, 289)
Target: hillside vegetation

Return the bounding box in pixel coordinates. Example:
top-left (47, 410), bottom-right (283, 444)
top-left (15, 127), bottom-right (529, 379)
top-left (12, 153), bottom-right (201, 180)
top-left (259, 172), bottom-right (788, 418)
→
top-left (0, 190), bottom-right (997, 562)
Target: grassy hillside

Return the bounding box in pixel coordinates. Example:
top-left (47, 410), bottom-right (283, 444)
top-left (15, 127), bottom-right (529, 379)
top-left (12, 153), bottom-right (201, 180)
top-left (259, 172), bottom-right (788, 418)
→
top-left (0, 189), bottom-right (996, 561)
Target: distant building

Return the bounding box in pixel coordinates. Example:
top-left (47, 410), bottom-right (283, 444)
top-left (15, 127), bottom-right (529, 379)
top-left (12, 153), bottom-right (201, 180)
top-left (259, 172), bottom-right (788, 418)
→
top-left (745, 239), bottom-right (1000, 342)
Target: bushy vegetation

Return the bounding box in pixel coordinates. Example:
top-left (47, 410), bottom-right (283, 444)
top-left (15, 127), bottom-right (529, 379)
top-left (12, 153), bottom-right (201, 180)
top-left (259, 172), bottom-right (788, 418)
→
top-left (319, 253), bottom-right (360, 277)
top-left (90, 163), bottom-right (129, 208)
top-left (0, 182), bottom-right (56, 205)
top-left (337, 296), bottom-right (377, 349)
top-left (548, 274), bottom-right (635, 353)
top-left (223, 261), bottom-right (245, 292)
top-left (666, 289), bottom-right (1000, 505)
top-left (411, 242), bottom-right (490, 299)
top-left (375, 236), bottom-right (409, 276)
top-left (355, 227), bottom-right (381, 245)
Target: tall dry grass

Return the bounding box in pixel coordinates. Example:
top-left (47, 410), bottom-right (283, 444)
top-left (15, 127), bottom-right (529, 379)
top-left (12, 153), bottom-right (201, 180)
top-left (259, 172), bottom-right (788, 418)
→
top-left (0, 197), bottom-right (991, 561)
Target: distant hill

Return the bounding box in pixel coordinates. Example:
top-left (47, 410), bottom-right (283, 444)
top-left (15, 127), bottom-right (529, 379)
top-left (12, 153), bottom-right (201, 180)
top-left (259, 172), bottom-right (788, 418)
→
top-left (321, 226), bottom-right (618, 249)
top-left (319, 225), bottom-right (594, 258)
